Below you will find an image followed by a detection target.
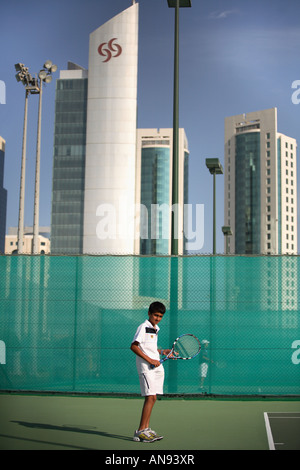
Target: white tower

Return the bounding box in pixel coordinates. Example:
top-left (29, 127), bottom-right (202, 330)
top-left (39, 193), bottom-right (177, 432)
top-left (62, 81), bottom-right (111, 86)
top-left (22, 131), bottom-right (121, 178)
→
top-left (83, 3), bottom-right (139, 254)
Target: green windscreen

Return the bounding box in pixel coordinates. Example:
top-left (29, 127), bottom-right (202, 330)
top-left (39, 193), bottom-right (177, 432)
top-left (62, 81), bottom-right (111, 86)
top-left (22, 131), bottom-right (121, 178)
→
top-left (0, 255), bottom-right (299, 396)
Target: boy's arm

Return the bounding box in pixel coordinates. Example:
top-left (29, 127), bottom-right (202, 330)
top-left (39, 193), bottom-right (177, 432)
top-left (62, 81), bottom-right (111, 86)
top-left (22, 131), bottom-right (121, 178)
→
top-left (130, 341), bottom-right (161, 368)
top-left (158, 348), bottom-right (172, 356)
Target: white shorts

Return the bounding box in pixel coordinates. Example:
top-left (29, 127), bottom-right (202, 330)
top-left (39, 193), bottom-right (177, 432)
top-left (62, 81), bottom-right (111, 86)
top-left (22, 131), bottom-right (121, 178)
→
top-left (200, 363), bottom-right (208, 377)
top-left (138, 367), bottom-right (165, 396)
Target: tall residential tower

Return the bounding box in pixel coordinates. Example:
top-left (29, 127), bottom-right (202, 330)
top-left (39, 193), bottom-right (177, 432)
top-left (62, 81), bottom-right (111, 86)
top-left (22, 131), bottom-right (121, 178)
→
top-left (224, 108), bottom-right (297, 254)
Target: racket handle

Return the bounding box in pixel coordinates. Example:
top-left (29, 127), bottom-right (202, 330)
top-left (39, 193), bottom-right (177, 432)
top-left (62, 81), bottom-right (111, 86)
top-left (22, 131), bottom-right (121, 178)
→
top-left (150, 359), bottom-right (162, 369)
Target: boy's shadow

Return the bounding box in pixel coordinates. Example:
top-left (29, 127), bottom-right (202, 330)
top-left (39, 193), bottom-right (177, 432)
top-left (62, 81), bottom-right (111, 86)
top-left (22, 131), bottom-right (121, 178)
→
top-left (11, 420), bottom-right (132, 442)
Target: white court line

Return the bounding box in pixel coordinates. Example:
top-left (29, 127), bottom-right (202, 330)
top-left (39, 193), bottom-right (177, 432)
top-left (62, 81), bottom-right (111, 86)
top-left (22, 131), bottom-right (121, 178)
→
top-left (264, 412), bottom-right (275, 450)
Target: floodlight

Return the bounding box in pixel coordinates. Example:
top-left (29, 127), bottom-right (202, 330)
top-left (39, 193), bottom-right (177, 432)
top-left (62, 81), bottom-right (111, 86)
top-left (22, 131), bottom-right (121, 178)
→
top-left (30, 77), bottom-right (39, 88)
top-left (44, 75), bottom-right (52, 83)
top-left (38, 70), bottom-right (47, 80)
top-left (15, 63), bottom-right (24, 72)
top-left (43, 60), bottom-right (53, 70)
top-left (50, 64), bottom-right (57, 73)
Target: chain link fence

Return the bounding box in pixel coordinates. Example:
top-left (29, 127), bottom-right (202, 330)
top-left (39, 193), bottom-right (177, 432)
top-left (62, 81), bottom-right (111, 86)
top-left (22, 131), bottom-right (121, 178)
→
top-left (0, 255), bottom-right (299, 396)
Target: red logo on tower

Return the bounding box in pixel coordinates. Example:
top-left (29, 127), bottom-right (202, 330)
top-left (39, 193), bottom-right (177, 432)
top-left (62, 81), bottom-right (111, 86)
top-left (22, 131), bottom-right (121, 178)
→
top-left (98, 38), bottom-right (122, 63)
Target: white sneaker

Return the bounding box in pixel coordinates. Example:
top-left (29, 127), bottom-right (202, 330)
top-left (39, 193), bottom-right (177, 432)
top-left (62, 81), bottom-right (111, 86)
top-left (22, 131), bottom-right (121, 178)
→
top-left (146, 428), bottom-right (163, 440)
top-left (133, 429), bottom-right (157, 442)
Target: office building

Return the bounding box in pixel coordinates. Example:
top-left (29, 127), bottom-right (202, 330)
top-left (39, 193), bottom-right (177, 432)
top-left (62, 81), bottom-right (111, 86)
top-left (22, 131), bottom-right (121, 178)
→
top-left (51, 63), bottom-right (88, 254)
top-left (224, 108), bottom-right (297, 254)
top-left (0, 137), bottom-right (7, 253)
top-left (51, 2), bottom-right (139, 254)
top-left (135, 128), bottom-right (189, 255)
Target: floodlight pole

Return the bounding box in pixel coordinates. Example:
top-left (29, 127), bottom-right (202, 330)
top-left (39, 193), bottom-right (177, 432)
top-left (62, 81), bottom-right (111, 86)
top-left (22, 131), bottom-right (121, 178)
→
top-left (32, 61), bottom-right (57, 254)
top-left (213, 171), bottom-right (217, 254)
top-left (168, 0), bottom-right (191, 395)
top-left (32, 78), bottom-right (42, 254)
top-left (171, 0), bottom-right (180, 255)
top-left (168, 0), bottom-right (191, 254)
top-left (17, 89), bottom-right (29, 254)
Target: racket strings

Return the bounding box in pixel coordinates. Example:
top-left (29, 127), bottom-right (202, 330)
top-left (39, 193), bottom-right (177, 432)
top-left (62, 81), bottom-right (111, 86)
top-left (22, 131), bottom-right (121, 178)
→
top-left (174, 335), bottom-right (200, 359)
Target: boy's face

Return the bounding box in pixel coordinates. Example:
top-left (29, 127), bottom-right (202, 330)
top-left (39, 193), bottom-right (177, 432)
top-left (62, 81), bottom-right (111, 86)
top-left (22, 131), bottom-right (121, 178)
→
top-left (148, 311), bottom-right (164, 327)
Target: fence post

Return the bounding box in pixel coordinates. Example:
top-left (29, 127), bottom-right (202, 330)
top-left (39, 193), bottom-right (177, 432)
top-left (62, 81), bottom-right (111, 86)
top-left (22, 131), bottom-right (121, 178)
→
top-left (72, 256), bottom-right (80, 391)
top-left (209, 256), bottom-right (216, 394)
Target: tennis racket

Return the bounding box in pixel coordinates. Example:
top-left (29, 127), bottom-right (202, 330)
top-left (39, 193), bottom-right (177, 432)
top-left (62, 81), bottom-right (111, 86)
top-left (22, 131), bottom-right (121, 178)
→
top-left (151, 334), bottom-right (201, 368)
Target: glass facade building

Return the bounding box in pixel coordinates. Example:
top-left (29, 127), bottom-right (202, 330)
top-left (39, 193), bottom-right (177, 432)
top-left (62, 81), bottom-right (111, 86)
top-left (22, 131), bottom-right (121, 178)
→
top-left (140, 147), bottom-right (170, 254)
top-left (136, 129), bottom-right (189, 255)
top-left (235, 132), bottom-right (261, 254)
top-left (51, 71), bottom-right (88, 254)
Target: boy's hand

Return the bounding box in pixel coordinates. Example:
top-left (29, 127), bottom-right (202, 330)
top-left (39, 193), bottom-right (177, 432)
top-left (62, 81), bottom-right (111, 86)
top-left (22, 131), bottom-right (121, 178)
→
top-left (149, 359), bottom-right (161, 368)
top-left (167, 350), bottom-right (179, 360)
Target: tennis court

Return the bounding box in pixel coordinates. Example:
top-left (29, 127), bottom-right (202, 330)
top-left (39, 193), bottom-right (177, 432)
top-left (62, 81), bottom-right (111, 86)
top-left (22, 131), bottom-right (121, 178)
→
top-left (1, 255), bottom-right (299, 454)
top-left (0, 393), bottom-right (299, 450)
top-left (264, 411), bottom-right (300, 450)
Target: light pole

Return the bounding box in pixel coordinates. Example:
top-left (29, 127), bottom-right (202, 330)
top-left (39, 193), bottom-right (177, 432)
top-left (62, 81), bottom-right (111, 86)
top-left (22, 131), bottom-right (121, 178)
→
top-left (168, 0), bottom-right (191, 255)
top-left (15, 64), bottom-right (39, 253)
top-left (205, 158), bottom-right (223, 254)
top-left (167, 0), bottom-right (191, 394)
top-left (222, 226), bottom-right (232, 254)
top-left (205, 157), bottom-right (223, 394)
top-left (32, 61), bottom-right (57, 254)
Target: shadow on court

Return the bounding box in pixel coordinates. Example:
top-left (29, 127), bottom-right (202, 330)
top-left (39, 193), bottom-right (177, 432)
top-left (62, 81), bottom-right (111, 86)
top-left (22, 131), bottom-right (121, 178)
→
top-left (0, 420), bottom-right (132, 450)
top-left (12, 420), bottom-right (132, 441)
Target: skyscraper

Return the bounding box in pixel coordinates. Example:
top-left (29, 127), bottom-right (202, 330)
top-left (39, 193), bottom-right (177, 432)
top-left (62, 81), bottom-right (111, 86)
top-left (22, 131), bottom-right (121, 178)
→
top-left (0, 137), bottom-right (7, 253)
top-left (51, 63), bottom-right (88, 254)
top-left (135, 128), bottom-right (189, 255)
top-left (83, 2), bottom-right (139, 254)
top-left (224, 108), bottom-right (297, 254)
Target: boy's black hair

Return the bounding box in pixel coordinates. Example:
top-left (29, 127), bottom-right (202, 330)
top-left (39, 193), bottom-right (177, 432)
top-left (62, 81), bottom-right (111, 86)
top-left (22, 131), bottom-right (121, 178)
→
top-left (148, 301), bottom-right (166, 315)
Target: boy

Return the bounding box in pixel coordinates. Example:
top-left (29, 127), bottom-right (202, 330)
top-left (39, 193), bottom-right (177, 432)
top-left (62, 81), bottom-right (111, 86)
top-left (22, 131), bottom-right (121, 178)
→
top-left (130, 301), bottom-right (171, 443)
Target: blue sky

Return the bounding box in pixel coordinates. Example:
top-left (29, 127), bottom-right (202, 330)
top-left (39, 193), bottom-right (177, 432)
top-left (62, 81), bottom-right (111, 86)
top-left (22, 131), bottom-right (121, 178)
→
top-left (0, 0), bottom-right (299, 253)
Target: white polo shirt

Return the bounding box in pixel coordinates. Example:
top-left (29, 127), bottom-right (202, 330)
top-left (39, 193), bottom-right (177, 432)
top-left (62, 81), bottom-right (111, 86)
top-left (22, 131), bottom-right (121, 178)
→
top-left (132, 319), bottom-right (161, 373)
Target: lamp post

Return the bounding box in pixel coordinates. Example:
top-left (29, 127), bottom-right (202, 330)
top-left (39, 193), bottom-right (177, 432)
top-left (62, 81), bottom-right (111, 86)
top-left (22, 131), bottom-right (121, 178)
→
top-left (205, 158), bottom-right (223, 254)
top-left (167, 0), bottom-right (191, 394)
top-left (15, 63), bottom-right (40, 253)
top-left (32, 61), bottom-right (57, 254)
top-left (205, 157), bottom-right (223, 394)
top-left (222, 226), bottom-right (232, 254)
top-left (168, 0), bottom-right (191, 255)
